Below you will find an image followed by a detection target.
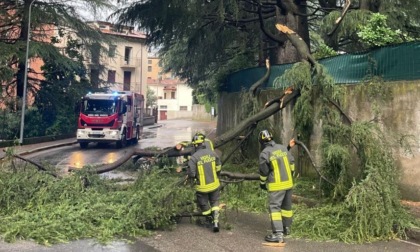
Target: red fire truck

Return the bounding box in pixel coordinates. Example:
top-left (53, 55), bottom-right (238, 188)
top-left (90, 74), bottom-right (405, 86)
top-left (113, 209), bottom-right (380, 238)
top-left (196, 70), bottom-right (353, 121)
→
top-left (76, 91), bottom-right (144, 148)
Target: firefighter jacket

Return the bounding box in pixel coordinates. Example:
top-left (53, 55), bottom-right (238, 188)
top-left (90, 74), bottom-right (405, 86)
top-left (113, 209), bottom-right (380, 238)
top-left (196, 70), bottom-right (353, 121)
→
top-left (259, 140), bottom-right (295, 192)
top-left (187, 146), bottom-right (221, 193)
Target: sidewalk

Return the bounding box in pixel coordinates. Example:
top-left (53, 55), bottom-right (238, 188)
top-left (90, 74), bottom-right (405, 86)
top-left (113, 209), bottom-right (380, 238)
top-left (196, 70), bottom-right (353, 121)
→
top-left (0, 138), bottom-right (76, 160)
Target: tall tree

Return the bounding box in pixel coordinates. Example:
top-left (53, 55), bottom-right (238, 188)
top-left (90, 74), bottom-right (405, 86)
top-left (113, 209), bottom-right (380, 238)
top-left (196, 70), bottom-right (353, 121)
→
top-left (112, 0), bottom-right (419, 94)
top-left (0, 0), bottom-right (113, 108)
top-left (111, 0), bottom-right (420, 242)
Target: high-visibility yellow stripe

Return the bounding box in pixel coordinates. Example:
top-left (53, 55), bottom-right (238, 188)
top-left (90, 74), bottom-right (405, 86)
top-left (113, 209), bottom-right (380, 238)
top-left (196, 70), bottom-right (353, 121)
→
top-left (283, 156), bottom-right (292, 181)
top-left (271, 160), bottom-right (280, 183)
top-left (212, 161), bottom-right (217, 181)
top-left (260, 175), bottom-right (267, 181)
top-left (290, 163), bottom-right (295, 172)
top-left (269, 181), bottom-right (293, 191)
top-left (281, 209), bottom-right (293, 218)
top-left (270, 212), bottom-right (282, 221)
top-left (198, 164), bottom-right (205, 186)
top-left (216, 165), bottom-right (221, 172)
top-left (202, 209), bottom-right (211, 215)
top-left (211, 206), bottom-right (220, 211)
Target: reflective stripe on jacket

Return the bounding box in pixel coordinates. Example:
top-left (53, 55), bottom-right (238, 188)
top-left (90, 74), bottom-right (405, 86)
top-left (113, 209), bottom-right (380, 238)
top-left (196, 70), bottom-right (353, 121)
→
top-left (259, 141), bottom-right (295, 191)
top-left (188, 146), bottom-right (221, 193)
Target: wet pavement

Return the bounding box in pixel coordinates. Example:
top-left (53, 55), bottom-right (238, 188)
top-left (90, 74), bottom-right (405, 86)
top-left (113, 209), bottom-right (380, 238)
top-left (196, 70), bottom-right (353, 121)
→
top-left (1, 119), bottom-right (420, 251)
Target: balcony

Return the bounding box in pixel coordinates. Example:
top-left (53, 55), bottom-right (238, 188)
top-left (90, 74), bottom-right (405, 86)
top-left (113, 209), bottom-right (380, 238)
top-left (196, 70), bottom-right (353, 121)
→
top-left (119, 57), bottom-right (140, 69)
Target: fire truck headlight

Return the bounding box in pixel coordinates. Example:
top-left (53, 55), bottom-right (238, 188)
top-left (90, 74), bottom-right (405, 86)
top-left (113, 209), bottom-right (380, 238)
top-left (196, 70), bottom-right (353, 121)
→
top-left (109, 131), bottom-right (117, 136)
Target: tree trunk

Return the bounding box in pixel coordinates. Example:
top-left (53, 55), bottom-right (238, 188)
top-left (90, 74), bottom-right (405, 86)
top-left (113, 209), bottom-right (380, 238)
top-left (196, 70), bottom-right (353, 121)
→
top-left (16, 0), bottom-right (32, 98)
top-left (274, 1), bottom-right (310, 64)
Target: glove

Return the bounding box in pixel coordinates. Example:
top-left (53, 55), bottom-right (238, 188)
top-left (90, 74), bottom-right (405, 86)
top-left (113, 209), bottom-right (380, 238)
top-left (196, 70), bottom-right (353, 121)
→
top-left (260, 183), bottom-right (267, 191)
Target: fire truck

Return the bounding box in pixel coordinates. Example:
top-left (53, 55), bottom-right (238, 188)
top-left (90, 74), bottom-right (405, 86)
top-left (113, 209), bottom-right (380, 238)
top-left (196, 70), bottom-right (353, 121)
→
top-left (76, 91), bottom-right (144, 148)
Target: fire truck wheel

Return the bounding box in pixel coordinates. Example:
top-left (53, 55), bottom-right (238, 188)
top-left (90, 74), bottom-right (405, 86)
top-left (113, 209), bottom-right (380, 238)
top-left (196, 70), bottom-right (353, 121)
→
top-left (79, 142), bottom-right (88, 149)
top-left (133, 126), bottom-right (140, 144)
top-left (116, 129), bottom-right (127, 148)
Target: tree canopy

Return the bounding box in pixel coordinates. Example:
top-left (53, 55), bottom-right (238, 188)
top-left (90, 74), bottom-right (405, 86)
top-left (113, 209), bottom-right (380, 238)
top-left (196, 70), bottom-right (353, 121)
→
top-left (112, 0), bottom-right (420, 100)
top-left (0, 0), bottom-right (113, 104)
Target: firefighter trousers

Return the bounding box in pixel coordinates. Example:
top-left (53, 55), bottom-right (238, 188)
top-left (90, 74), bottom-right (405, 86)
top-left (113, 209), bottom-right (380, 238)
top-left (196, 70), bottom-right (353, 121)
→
top-left (268, 189), bottom-right (293, 233)
top-left (196, 188), bottom-right (220, 216)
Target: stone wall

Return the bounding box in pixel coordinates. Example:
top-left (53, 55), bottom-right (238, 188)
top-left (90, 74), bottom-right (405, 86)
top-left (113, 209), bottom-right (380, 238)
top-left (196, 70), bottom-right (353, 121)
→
top-left (217, 81), bottom-right (420, 201)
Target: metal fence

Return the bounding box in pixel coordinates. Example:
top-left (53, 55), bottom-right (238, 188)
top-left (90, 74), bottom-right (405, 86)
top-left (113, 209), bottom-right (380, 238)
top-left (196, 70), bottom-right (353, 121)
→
top-left (223, 41), bottom-right (420, 93)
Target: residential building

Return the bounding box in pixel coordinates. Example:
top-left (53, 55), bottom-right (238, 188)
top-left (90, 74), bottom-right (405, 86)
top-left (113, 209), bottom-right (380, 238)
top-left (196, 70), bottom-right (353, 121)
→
top-left (147, 78), bottom-right (193, 120)
top-left (56, 21), bottom-right (148, 95)
top-left (146, 56), bottom-right (193, 120)
top-left (147, 56), bottom-right (172, 80)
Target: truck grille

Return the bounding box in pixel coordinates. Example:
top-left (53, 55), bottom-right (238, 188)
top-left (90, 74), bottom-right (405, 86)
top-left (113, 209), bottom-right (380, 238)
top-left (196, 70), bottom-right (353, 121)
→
top-left (81, 119), bottom-right (114, 127)
top-left (88, 133), bottom-right (105, 138)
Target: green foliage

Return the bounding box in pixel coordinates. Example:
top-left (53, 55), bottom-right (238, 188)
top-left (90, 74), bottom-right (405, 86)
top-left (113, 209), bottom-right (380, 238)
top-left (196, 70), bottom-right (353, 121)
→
top-left (357, 13), bottom-right (414, 47)
top-left (221, 162), bottom-right (267, 213)
top-left (0, 166), bottom-right (194, 245)
top-left (269, 52), bottom-right (413, 242)
top-left (320, 9), bottom-right (372, 51)
top-left (292, 203), bottom-right (352, 241)
top-left (0, 109), bottom-right (21, 140)
top-left (274, 62), bottom-right (314, 141)
top-left (310, 32), bottom-right (338, 59)
top-left (146, 87), bottom-right (157, 108)
top-left (313, 44), bottom-right (339, 60)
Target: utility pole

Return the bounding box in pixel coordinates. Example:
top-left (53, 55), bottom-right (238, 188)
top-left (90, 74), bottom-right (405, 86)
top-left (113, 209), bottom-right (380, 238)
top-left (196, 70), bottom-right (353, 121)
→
top-left (19, 0), bottom-right (36, 144)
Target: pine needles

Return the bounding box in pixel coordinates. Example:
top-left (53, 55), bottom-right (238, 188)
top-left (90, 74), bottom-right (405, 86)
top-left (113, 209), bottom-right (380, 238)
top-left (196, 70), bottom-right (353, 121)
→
top-left (0, 167), bottom-right (193, 245)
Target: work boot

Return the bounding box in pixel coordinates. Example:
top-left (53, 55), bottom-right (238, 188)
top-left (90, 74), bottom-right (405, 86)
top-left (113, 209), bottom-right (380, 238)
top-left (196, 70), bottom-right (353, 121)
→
top-left (195, 215), bottom-right (212, 227)
top-left (205, 215), bottom-right (213, 228)
top-left (212, 210), bottom-right (220, 232)
top-left (264, 232), bottom-right (284, 243)
top-left (284, 226), bottom-right (291, 236)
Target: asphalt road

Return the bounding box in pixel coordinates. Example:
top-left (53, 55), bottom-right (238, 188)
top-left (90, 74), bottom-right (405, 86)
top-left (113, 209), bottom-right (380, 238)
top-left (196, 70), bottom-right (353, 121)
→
top-left (1, 119), bottom-right (419, 252)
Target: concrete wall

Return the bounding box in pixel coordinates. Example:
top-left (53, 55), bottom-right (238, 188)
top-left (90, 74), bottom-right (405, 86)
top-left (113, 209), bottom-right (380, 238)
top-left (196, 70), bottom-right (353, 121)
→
top-left (192, 104), bottom-right (215, 121)
top-left (166, 110), bottom-right (193, 119)
top-left (217, 82), bottom-right (420, 201)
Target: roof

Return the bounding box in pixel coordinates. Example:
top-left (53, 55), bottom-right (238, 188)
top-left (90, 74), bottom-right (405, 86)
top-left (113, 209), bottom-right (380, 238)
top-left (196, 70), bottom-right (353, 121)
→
top-left (100, 29), bottom-right (146, 40)
top-left (147, 78), bottom-right (187, 85)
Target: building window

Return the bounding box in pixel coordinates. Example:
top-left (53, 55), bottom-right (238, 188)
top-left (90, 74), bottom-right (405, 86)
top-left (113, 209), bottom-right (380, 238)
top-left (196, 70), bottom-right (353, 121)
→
top-left (164, 93), bottom-right (167, 99)
top-left (171, 92), bottom-right (175, 99)
top-left (160, 105), bottom-right (167, 110)
top-left (108, 45), bottom-right (116, 58)
top-left (107, 70), bottom-right (116, 83)
top-left (124, 46), bottom-right (132, 64)
top-left (123, 71), bottom-right (131, 91)
top-left (148, 59), bottom-right (152, 64)
top-left (148, 66), bottom-right (152, 72)
top-left (180, 106), bottom-right (187, 111)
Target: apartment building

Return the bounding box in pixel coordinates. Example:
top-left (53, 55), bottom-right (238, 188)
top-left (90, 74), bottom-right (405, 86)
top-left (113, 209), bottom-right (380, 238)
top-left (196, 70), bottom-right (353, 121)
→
top-left (146, 56), bottom-right (193, 120)
top-left (56, 21), bottom-right (148, 95)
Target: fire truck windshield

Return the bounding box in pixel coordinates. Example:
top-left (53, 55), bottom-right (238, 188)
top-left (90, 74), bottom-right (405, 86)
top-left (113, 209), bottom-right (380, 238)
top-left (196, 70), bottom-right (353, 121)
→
top-left (82, 100), bottom-right (116, 116)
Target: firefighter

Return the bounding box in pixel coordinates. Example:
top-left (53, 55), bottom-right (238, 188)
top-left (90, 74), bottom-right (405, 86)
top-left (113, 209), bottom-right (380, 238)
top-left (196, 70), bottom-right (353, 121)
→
top-left (258, 130), bottom-right (295, 243)
top-left (187, 133), bottom-right (222, 232)
top-left (176, 132), bottom-right (214, 151)
top-left (175, 132), bottom-right (215, 172)
top-left (195, 132), bottom-right (215, 151)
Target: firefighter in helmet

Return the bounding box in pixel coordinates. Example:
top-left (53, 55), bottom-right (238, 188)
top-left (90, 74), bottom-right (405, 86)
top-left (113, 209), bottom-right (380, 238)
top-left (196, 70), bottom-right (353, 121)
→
top-left (187, 133), bottom-right (222, 232)
top-left (176, 132), bottom-right (214, 151)
top-left (258, 129), bottom-right (295, 243)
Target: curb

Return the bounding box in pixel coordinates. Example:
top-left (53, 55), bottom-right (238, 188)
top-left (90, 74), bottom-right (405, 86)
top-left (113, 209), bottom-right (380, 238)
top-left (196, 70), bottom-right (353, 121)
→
top-left (17, 141), bottom-right (78, 156)
top-left (0, 140), bottom-right (77, 160)
top-left (407, 227), bottom-right (420, 242)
